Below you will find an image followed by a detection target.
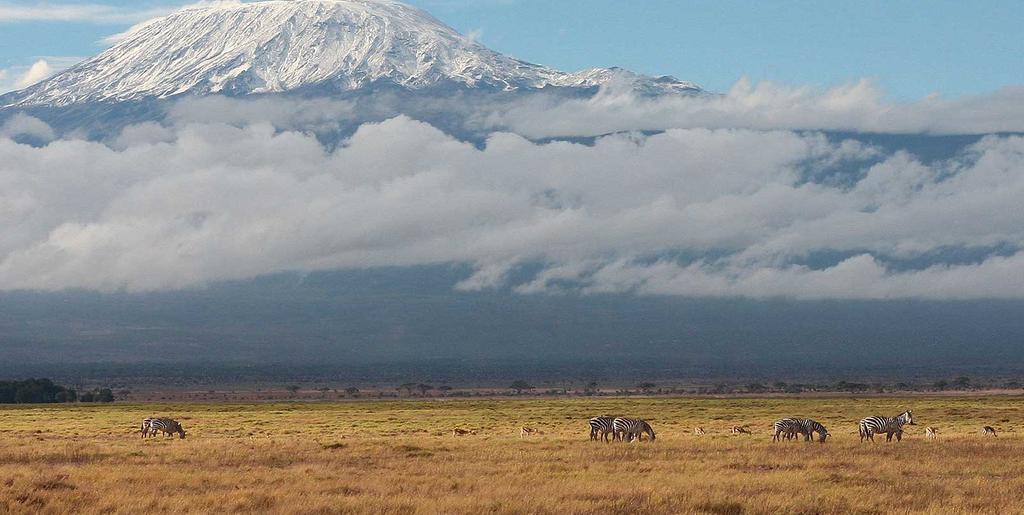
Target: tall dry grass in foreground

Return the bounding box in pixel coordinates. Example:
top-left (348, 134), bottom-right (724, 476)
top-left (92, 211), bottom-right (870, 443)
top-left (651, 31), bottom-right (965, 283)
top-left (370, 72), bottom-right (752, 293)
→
top-left (0, 396), bottom-right (1022, 514)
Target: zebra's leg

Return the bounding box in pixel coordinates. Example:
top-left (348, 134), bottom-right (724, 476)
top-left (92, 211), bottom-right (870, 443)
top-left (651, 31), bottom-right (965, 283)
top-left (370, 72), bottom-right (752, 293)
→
top-left (896, 431), bottom-right (903, 442)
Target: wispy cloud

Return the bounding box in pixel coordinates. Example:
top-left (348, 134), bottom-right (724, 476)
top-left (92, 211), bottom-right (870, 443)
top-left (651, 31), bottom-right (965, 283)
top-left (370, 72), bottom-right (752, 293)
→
top-left (14, 59), bottom-right (52, 88)
top-left (0, 56), bottom-right (81, 93)
top-left (0, 2), bottom-right (174, 24)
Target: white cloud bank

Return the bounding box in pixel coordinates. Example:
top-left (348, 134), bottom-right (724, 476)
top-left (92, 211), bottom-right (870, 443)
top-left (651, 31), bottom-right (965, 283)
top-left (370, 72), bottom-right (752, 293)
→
top-left (2, 95), bottom-right (1024, 299)
top-left (479, 79), bottom-right (1024, 138)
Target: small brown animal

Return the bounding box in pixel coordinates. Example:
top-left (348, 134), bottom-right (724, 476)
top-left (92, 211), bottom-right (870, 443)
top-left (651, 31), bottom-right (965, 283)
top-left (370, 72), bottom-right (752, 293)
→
top-left (520, 427), bottom-right (539, 438)
top-left (925, 427), bottom-right (938, 439)
top-left (452, 428), bottom-right (477, 437)
top-left (983, 426), bottom-right (997, 437)
top-left (731, 426), bottom-right (752, 435)
top-left (694, 427), bottom-right (706, 436)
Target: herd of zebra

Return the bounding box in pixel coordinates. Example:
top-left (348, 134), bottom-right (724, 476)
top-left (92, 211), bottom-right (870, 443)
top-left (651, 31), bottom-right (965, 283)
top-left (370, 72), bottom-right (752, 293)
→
top-left (588, 410), bottom-right (996, 443)
top-left (588, 416), bottom-right (657, 442)
top-left (139, 410), bottom-right (1000, 442)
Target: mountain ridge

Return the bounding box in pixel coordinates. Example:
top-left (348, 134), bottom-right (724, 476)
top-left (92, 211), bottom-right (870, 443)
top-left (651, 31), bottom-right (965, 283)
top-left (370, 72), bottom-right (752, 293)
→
top-left (2, 0), bottom-right (701, 108)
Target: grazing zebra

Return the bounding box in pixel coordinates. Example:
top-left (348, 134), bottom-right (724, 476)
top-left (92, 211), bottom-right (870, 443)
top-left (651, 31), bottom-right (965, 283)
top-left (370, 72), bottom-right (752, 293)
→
top-left (983, 426), bottom-right (997, 437)
top-left (612, 417), bottom-right (656, 442)
top-left (773, 418), bottom-right (829, 442)
top-left (520, 427), bottom-right (539, 438)
top-left (859, 410), bottom-right (914, 442)
top-left (731, 426), bottom-right (752, 435)
top-left (925, 427), bottom-right (938, 439)
top-left (148, 418), bottom-right (186, 439)
top-left (694, 427), bottom-right (706, 436)
top-left (589, 416), bottom-right (616, 442)
top-left (452, 428), bottom-right (476, 436)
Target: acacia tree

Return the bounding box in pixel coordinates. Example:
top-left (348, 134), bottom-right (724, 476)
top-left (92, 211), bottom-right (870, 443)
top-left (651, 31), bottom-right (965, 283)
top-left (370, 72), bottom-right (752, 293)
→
top-left (509, 381), bottom-right (533, 394)
top-left (638, 382), bottom-right (657, 394)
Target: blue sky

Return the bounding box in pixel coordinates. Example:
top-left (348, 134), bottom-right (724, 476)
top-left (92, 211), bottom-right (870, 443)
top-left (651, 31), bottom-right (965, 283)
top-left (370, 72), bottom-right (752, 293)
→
top-left (1, 0), bottom-right (1022, 98)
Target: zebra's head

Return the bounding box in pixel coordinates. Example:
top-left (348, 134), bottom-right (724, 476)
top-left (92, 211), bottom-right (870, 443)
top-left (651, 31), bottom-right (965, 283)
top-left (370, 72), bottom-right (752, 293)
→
top-left (644, 421), bottom-right (656, 441)
top-left (900, 410), bottom-right (915, 425)
top-left (818, 429), bottom-right (829, 443)
top-left (177, 426), bottom-right (187, 439)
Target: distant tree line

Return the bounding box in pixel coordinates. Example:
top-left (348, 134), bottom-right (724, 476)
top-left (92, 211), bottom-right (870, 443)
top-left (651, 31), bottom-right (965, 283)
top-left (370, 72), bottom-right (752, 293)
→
top-left (0, 378), bottom-right (114, 404)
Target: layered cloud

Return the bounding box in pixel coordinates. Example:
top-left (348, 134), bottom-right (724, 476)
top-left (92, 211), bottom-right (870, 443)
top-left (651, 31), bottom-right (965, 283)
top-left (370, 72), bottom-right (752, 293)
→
top-left (480, 79), bottom-right (1024, 138)
top-left (1, 86), bottom-right (1023, 298)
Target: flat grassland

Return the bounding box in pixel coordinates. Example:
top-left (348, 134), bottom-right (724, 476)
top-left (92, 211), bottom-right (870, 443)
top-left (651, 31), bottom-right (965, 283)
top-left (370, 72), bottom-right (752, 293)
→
top-left (1, 396), bottom-right (1022, 514)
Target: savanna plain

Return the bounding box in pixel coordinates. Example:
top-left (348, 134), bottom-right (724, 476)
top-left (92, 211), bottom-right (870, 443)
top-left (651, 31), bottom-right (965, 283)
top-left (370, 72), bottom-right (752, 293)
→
top-left (1, 396), bottom-right (1022, 514)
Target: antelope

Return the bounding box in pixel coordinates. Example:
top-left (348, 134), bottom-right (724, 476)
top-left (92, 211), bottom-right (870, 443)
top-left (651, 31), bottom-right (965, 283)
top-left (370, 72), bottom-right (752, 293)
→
top-left (925, 427), bottom-right (938, 439)
top-left (452, 428), bottom-right (476, 437)
top-left (983, 426), bottom-right (997, 437)
top-left (694, 427), bottom-right (706, 436)
top-left (520, 427), bottom-right (539, 438)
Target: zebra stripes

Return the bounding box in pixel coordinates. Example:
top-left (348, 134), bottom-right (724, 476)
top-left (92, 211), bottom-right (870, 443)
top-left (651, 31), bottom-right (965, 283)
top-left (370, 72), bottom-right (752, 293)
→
top-left (859, 410), bottom-right (913, 442)
top-left (612, 417), bottom-right (656, 442)
top-left (588, 416), bottom-right (655, 442)
top-left (773, 418), bottom-right (829, 442)
top-left (589, 416), bottom-right (615, 442)
top-left (143, 417), bottom-right (186, 439)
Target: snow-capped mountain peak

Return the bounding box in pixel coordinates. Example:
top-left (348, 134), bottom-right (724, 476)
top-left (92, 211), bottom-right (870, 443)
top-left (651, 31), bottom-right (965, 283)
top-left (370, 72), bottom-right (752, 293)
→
top-left (4, 0), bottom-right (701, 107)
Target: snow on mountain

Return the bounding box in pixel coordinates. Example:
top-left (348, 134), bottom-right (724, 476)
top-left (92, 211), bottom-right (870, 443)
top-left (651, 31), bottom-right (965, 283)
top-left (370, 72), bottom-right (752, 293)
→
top-left (3, 0), bottom-right (700, 107)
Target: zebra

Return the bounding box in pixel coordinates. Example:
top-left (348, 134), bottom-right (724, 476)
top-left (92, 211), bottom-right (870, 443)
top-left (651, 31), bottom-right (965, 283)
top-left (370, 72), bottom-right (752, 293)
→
top-left (148, 418), bottom-right (186, 439)
top-left (925, 427), bottom-right (938, 439)
top-left (612, 417), bottom-right (656, 442)
top-left (772, 418), bottom-right (801, 442)
top-left (694, 427), bottom-right (706, 436)
top-left (773, 418), bottom-right (829, 442)
top-left (859, 410), bottom-right (914, 442)
top-left (589, 416), bottom-right (616, 442)
top-left (140, 417), bottom-right (154, 438)
top-left (983, 426), bottom-right (997, 437)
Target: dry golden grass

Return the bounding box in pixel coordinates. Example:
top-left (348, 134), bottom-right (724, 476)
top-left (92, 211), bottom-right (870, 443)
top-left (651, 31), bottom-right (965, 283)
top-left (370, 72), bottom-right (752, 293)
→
top-left (1, 396), bottom-right (1022, 514)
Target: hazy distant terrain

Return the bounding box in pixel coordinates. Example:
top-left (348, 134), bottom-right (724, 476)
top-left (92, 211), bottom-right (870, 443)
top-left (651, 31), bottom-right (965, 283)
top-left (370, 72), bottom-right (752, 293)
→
top-left (3, 263), bottom-right (1023, 385)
